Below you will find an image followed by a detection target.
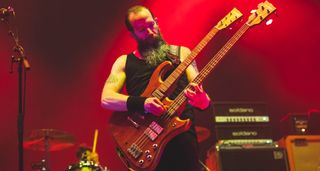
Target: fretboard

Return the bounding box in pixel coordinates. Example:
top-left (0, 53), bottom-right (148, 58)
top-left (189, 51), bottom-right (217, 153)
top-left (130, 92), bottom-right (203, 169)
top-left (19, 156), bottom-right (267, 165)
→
top-left (167, 24), bottom-right (250, 115)
top-left (152, 27), bottom-right (220, 99)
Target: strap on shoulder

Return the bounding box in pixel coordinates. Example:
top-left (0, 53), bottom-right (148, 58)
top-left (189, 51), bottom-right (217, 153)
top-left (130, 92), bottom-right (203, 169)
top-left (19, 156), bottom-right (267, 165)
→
top-left (167, 45), bottom-right (181, 65)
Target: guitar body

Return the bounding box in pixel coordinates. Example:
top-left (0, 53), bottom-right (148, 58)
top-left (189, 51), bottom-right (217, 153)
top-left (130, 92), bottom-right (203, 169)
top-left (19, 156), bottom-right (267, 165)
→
top-left (140, 60), bottom-right (176, 98)
top-left (109, 60), bottom-right (191, 171)
top-left (109, 112), bottom-right (191, 171)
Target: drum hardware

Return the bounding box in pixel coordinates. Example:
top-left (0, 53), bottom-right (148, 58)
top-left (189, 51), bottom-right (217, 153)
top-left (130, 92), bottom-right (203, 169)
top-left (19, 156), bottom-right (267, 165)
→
top-left (31, 159), bottom-right (47, 171)
top-left (66, 160), bottom-right (107, 171)
top-left (24, 129), bottom-right (76, 171)
top-left (199, 159), bottom-right (212, 171)
top-left (66, 129), bottom-right (110, 171)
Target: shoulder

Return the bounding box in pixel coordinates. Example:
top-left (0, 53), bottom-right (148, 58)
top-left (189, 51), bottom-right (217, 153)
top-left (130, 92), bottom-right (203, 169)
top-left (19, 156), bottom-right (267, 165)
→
top-left (111, 54), bottom-right (127, 72)
top-left (178, 46), bottom-right (191, 61)
top-left (180, 46), bottom-right (191, 54)
top-left (168, 45), bottom-right (190, 51)
top-left (116, 54), bottom-right (127, 63)
top-left (168, 44), bottom-right (191, 56)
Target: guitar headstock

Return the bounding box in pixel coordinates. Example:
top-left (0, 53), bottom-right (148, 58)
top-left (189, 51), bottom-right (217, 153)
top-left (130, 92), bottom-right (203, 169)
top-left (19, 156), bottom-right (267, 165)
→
top-left (215, 8), bottom-right (243, 30)
top-left (247, 1), bottom-right (276, 26)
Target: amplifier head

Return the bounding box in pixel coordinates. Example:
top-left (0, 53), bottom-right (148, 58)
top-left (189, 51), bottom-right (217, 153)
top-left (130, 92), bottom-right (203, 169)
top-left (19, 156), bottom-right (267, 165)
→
top-left (213, 102), bottom-right (268, 116)
top-left (280, 109), bottom-right (320, 136)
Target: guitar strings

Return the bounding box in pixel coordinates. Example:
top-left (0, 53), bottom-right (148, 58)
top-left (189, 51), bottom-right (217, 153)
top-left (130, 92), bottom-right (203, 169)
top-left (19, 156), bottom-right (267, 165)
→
top-left (131, 24), bottom-right (250, 153)
top-left (128, 20), bottom-right (250, 158)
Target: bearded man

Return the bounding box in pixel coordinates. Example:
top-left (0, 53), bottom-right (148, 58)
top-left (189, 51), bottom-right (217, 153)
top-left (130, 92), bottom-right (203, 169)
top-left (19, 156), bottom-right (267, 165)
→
top-left (101, 5), bottom-right (211, 171)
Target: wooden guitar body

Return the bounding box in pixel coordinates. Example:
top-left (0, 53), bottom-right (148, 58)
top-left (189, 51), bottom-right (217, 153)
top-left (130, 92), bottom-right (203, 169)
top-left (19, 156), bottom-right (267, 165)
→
top-left (109, 111), bottom-right (191, 171)
top-left (109, 60), bottom-right (190, 170)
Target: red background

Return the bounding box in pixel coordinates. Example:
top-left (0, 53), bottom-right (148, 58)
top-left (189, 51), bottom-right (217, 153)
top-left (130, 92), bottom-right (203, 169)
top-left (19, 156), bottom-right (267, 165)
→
top-left (0, 0), bottom-right (319, 170)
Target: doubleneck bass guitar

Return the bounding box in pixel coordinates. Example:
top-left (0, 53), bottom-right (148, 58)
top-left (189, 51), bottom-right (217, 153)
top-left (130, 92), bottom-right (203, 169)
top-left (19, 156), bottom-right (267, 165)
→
top-left (109, 2), bottom-right (275, 170)
top-left (108, 8), bottom-right (242, 171)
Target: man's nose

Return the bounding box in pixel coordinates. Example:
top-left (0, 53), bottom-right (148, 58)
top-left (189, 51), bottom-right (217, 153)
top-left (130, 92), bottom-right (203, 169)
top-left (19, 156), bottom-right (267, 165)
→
top-left (146, 28), bottom-right (154, 35)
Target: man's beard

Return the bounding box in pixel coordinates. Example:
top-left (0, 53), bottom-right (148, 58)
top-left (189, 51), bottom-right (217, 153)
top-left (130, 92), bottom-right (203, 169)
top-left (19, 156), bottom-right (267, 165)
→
top-left (137, 35), bottom-right (169, 67)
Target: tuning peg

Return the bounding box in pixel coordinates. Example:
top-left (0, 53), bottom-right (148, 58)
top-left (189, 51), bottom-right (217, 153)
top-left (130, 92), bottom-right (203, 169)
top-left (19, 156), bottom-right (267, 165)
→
top-left (260, 16), bottom-right (263, 20)
top-left (250, 9), bottom-right (257, 14)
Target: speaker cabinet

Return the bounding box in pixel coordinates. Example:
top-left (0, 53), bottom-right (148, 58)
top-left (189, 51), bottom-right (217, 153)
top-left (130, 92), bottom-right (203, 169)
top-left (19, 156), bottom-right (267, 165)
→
top-left (216, 146), bottom-right (289, 171)
top-left (279, 135), bottom-right (320, 171)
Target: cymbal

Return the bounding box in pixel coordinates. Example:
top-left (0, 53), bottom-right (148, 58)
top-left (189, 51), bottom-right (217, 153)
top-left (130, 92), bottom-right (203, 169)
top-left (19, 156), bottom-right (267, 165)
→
top-left (195, 126), bottom-right (210, 143)
top-left (24, 129), bottom-right (75, 152)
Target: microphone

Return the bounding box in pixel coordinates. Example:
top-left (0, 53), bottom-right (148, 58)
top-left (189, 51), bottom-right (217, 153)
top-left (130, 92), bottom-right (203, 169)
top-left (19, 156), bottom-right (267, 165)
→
top-left (0, 6), bottom-right (15, 19)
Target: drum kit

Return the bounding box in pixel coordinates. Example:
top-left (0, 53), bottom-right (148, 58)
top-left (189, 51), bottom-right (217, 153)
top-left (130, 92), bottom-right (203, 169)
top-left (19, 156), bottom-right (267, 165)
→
top-left (23, 129), bottom-right (109, 171)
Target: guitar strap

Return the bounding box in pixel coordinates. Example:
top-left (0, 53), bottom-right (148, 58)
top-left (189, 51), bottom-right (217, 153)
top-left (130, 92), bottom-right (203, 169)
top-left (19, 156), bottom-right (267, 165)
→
top-left (167, 45), bottom-right (181, 65)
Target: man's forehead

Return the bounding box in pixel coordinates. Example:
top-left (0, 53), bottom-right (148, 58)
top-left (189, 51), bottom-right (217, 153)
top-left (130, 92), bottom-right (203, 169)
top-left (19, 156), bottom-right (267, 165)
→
top-left (128, 9), bottom-right (154, 24)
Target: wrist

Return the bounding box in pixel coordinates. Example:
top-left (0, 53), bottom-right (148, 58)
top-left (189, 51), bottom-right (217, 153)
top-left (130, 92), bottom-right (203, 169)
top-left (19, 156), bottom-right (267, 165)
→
top-left (127, 96), bottom-right (147, 113)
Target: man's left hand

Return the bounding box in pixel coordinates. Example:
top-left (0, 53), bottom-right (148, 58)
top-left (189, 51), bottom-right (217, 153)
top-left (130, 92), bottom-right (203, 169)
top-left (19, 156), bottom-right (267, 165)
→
top-left (184, 83), bottom-right (210, 110)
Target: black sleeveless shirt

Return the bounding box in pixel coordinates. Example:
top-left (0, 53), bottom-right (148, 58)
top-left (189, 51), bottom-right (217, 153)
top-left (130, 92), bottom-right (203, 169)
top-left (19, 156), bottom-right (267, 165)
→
top-left (124, 51), bottom-right (195, 122)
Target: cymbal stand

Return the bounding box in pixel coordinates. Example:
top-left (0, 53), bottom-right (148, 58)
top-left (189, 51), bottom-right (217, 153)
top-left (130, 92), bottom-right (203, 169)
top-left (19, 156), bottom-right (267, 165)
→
top-left (44, 131), bottom-right (51, 171)
top-left (31, 159), bottom-right (47, 171)
top-left (31, 131), bottom-right (50, 171)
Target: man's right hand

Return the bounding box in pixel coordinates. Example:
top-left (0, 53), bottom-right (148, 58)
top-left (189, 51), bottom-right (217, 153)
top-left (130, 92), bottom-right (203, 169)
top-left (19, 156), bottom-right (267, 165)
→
top-left (144, 97), bottom-right (166, 116)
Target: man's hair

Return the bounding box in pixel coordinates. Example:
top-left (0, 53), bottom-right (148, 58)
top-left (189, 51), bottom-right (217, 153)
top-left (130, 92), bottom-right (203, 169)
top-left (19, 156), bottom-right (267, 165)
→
top-left (125, 5), bottom-right (155, 32)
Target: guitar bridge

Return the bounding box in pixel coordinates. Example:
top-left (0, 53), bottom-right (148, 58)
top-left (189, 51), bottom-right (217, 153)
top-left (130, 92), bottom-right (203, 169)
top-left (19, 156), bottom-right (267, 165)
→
top-left (128, 143), bottom-right (142, 159)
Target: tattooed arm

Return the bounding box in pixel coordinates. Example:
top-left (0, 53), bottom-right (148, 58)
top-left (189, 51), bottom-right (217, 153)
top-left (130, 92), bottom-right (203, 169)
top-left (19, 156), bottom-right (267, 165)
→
top-left (101, 55), bottom-right (129, 111)
top-left (101, 54), bottom-right (166, 115)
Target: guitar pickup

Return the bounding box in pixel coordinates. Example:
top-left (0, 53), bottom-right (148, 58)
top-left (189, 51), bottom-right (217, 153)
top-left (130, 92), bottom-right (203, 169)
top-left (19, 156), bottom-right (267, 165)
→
top-left (149, 121), bottom-right (163, 135)
top-left (144, 128), bottom-right (158, 141)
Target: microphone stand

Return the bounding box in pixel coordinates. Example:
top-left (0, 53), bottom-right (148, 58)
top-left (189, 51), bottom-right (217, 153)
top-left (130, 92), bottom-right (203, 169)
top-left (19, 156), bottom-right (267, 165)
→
top-left (1, 7), bottom-right (31, 171)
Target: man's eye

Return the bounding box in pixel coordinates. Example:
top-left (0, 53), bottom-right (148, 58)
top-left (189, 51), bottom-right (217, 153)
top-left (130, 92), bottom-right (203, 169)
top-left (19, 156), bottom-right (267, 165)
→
top-left (149, 22), bottom-right (155, 28)
top-left (137, 28), bottom-right (146, 32)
